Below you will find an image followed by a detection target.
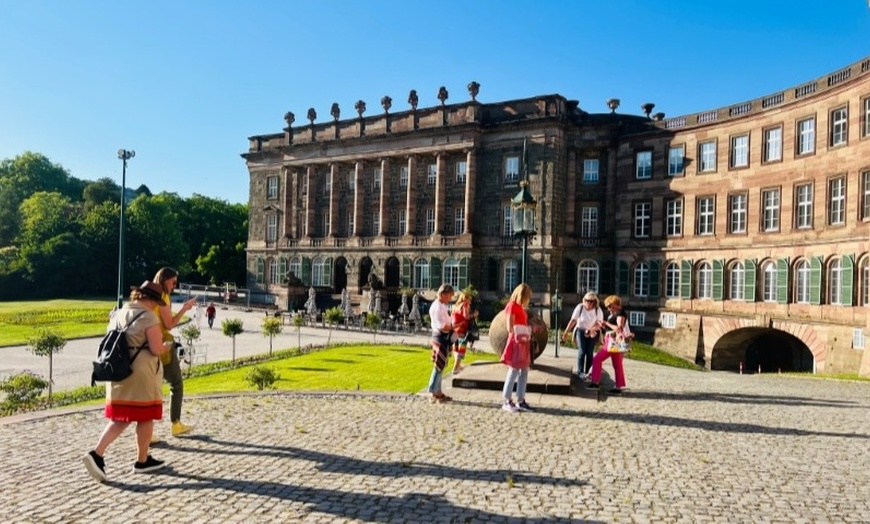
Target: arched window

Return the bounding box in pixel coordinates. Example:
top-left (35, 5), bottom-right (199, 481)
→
top-left (829, 258), bottom-right (843, 305)
top-left (443, 257), bottom-right (460, 288)
top-left (312, 257), bottom-right (329, 287)
top-left (256, 258), bottom-right (265, 284)
top-left (577, 260), bottom-right (599, 294)
top-left (633, 262), bottom-right (649, 297)
top-left (268, 258), bottom-right (279, 285)
top-left (861, 257), bottom-right (870, 307)
top-left (289, 257), bottom-right (301, 281)
top-left (795, 259), bottom-right (811, 304)
top-left (503, 260), bottom-right (518, 293)
top-left (698, 262), bottom-right (712, 299)
top-left (762, 261), bottom-right (777, 302)
top-left (414, 258), bottom-right (430, 289)
top-left (729, 261), bottom-right (745, 300)
top-left (665, 262), bottom-right (680, 297)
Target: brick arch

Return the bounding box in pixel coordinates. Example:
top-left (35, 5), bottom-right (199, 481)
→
top-left (769, 320), bottom-right (826, 362)
top-left (702, 315), bottom-right (825, 368)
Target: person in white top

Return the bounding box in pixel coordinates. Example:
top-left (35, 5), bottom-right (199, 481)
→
top-left (426, 284), bottom-right (455, 403)
top-left (561, 291), bottom-right (604, 380)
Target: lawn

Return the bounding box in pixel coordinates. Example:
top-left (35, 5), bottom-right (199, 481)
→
top-left (0, 299), bottom-right (115, 347)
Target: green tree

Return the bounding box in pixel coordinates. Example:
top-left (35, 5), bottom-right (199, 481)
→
top-left (0, 371), bottom-right (49, 415)
top-left (77, 201), bottom-right (121, 295)
top-left (221, 318), bottom-right (244, 363)
top-left (125, 193), bottom-right (189, 285)
top-left (323, 306), bottom-right (344, 345)
top-left (27, 330), bottom-right (66, 404)
top-left (262, 316), bottom-right (283, 357)
top-left (365, 312), bottom-right (381, 344)
top-left (293, 314), bottom-right (304, 350)
top-left (82, 177), bottom-right (121, 212)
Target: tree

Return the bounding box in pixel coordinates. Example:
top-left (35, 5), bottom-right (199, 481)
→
top-left (221, 318), bottom-right (244, 363)
top-left (77, 201), bottom-right (121, 295)
top-left (293, 314), bottom-right (304, 350)
top-left (82, 177), bottom-right (121, 211)
top-left (27, 330), bottom-right (66, 404)
top-left (365, 312), bottom-right (381, 344)
top-left (323, 306), bottom-right (344, 346)
top-left (261, 316), bottom-right (283, 357)
top-left (125, 193), bottom-right (189, 284)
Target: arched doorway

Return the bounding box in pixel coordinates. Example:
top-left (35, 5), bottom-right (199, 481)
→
top-left (711, 327), bottom-right (814, 373)
top-left (334, 256), bottom-right (348, 293)
top-left (358, 257), bottom-right (373, 293)
top-left (385, 257), bottom-right (400, 288)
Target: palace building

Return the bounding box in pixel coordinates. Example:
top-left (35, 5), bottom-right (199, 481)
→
top-left (242, 56), bottom-right (870, 376)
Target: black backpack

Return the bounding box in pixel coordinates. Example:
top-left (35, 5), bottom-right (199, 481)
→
top-left (91, 310), bottom-right (148, 386)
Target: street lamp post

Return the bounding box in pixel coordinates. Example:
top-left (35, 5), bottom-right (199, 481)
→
top-left (553, 287), bottom-right (562, 357)
top-left (116, 149), bottom-right (135, 308)
top-left (511, 179), bottom-right (537, 284)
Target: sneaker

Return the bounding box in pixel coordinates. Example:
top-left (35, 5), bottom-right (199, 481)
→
top-left (587, 382), bottom-right (600, 389)
top-left (171, 421), bottom-right (193, 437)
top-left (577, 372), bottom-right (586, 381)
top-left (133, 455), bottom-right (165, 473)
top-left (608, 388), bottom-right (623, 394)
top-left (501, 401), bottom-right (519, 413)
top-left (517, 400), bottom-right (535, 412)
top-left (150, 433), bottom-right (160, 445)
top-left (83, 450), bottom-right (108, 483)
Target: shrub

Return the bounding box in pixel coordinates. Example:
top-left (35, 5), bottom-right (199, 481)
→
top-left (0, 371), bottom-right (49, 415)
top-left (245, 365), bottom-right (280, 390)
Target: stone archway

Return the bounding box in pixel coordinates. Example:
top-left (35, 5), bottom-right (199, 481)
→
top-left (385, 257), bottom-right (400, 288)
top-left (334, 256), bottom-right (348, 293)
top-left (711, 327), bottom-right (814, 373)
top-left (358, 257), bottom-right (373, 292)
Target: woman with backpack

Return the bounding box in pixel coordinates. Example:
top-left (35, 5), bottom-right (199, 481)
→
top-left (83, 281), bottom-right (172, 483)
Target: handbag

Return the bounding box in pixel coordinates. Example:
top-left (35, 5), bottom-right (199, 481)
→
top-left (500, 325), bottom-right (532, 368)
top-left (605, 328), bottom-right (632, 354)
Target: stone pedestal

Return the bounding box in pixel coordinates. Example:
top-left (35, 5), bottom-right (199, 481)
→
top-left (488, 309), bottom-right (548, 363)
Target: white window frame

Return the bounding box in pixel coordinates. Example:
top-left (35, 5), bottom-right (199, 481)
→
top-left (456, 161), bottom-right (467, 184)
top-left (425, 208), bottom-right (435, 235)
top-left (454, 207), bottom-right (464, 235)
top-left (312, 257), bottom-right (329, 287)
top-left (764, 127), bottom-right (782, 162)
top-left (347, 213), bottom-right (354, 236)
top-left (665, 262), bottom-right (680, 297)
top-left (413, 258), bottom-right (430, 289)
top-left (583, 159), bottom-right (599, 183)
top-left (348, 173), bottom-right (355, 192)
top-left (503, 260), bottom-right (518, 292)
top-left (373, 167), bottom-right (382, 190)
top-left (798, 117), bottom-right (815, 155)
top-left (581, 206), bottom-right (598, 237)
top-left (853, 328), bottom-right (866, 350)
top-left (861, 257), bottom-right (870, 307)
top-left (427, 163), bottom-right (437, 187)
top-left (666, 199), bottom-right (682, 236)
top-left (828, 177), bottom-right (845, 225)
top-left (730, 262), bottom-right (745, 301)
top-left (443, 257), bottom-right (460, 288)
top-left (795, 260), bottom-right (811, 304)
top-left (629, 311), bottom-right (646, 328)
top-left (633, 262), bottom-right (650, 297)
top-left (863, 97), bottom-right (870, 138)
top-left (289, 257), bottom-right (301, 281)
top-left (697, 197), bottom-right (715, 235)
top-left (730, 135), bottom-right (749, 168)
top-left (830, 107), bottom-right (848, 146)
top-left (762, 188), bottom-right (780, 232)
top-left (267, 176), bottom-right (279, 199)
top-left (266, 214), bottom-right (278, 242)
top-left (729, 194), bottom-right (747, 234)
top-left (256, 258), bottom-right (265, 284)
top-left (796, 184), bottom-right (813, 229)
top-left (372, 212), bottom-right (380, 236)
top-left (577, 260), bottom-right (599, 293)
top-left (634, 202), bottom-right (651, 238)
top-left (268, 258), bottom-right (279, 285)
top-left (862, 171), bottom-right (870, 221)
top-left (698, 262), bottom-right (713, 299)
top-left (503, 205), bottom-right (513, 236)
top-left (762, 261), bottom-right (777, 303)
top-left (700, 141), bottom-right (717, 172)
top-left (636, 151), bottom-right (652, 179)
top-left (668, 145), bottom-right (684, 176)
top-left (660, 312), bottom-right (676, 329)
top-left (505, 156), bottom-right (520, 183)
top-left (399, 166), bottom-right (408, 189)
top-left (830, 258), bottom-right (843, 306)
top-left (398, 210), bottom-right (406, 234)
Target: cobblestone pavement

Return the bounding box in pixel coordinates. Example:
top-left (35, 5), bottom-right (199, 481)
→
top-left (2, 359), bottom-right (870, 523)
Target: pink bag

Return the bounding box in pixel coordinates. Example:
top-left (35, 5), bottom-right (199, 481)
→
top-left (500, 326), bottom-right (531, 368)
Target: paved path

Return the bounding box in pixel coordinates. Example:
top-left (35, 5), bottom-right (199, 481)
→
top-left (2, 355), bottom-right (869, 522)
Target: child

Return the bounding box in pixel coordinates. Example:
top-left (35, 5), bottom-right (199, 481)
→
top-left (451, 292), bottom-right (476, 374)
top-left (427, 284), bottom-right (455, 403)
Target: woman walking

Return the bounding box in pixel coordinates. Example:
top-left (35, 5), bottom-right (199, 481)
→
top-left (562, 292), bottom-right (603, 381)
top-left (588, 295), bottom-right (631, 394)
top-left (500, 283), bottom-right (534, 413)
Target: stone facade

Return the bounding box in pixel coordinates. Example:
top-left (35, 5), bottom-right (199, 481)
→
top-left (243, 56), bottom-right (870, 375)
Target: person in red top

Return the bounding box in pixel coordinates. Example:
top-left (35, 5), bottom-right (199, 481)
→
top-left (205, 302), bottom-right (217, 329)
top-left (450, 291), bottom-right (477, 374)
top-left (500, 283), bottom-right (534, 413)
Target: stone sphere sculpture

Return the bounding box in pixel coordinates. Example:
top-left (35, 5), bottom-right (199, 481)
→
top-left (489, 308), bottom-right (548, 363)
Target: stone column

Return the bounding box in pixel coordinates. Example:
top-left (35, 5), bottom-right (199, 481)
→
top-left (305, 166), bottom-right (316, 238)
top-left (353, 161), bottom-right (363, 236)
top-left (565, 150), bottom-right (577, 236)
top-left (463, 149), bottom-right (476, 235)
top-left (287, 167), bottom-right (297, 239)
top-left (329, 163), bottom-right (339, 237)
top-left (405, 155), bottom-right (416, 236)
top-left (434, 152), bottom-right (447, 235)
top-left (379, 158), bottom-right (389, 236)
top-left (281, 167), bottom-right (291, 239)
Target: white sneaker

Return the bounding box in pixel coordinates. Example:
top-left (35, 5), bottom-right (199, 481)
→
top-left (502, 401), bottom-right (519, 413)
top-left (577, 372), bottom-right (586, 381)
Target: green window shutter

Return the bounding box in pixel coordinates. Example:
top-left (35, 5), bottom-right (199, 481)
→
top-left (712, 259), bottom-right (724, 301)
top-left (402, 257), bottom-right (412, 288)
top-left (649, 260), bottom-right (661, 297)
top-left (810, 256), bottom-right (823, 305)
top-left (458, 257), bottom-right (469, 289)
top-left (842, 254), bottom-right (854, 306)
top-left (278, 257), bottom-right (287, 281)
top-left (744, 259), bottom-right (756, 302)
top-left (301, 257), bottom-right (311, 285)
top-left (256, 258), bottom-right (265, 284)
top-left (600, 260), bottom-right (614, 295)
top-left (430, 257), bottom-right (442, 289)
top-left (680, 259), bottom-right (693, 299)
top-left (617, 260), bottom-right (629, 296)
top-left (776, 258), bottom-right (789, 304)
top-left (324, 257), bottom-right (333, 288)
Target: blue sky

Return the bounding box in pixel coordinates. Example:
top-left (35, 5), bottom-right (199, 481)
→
top-left (1, 1), bottom-right (868, 204)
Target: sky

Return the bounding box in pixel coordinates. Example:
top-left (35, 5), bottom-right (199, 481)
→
top-left (1, 1), bottom-right (868, 205)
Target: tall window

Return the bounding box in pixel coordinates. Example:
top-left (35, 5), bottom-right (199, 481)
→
top-left (698, 262), bottom-right (713, 299)
top-left (729, 194), bottom-right (747, 234)
top-left (372, 212), bottom-right (380, 235)
top-left (862, 171), bottom-right (870, 220)
top-left (634, 202), bottom-right (651, 238)
top-left (413, 258), bottom-right (430, 289)
top-left (347, 213), bottom-right (354, 236)
top-left (577, 260), bottom-right (599, 293)
top-left (256, 258), bottom-right (265, 284)
top-left (398, 210), bottom-right (406, 234)
top-left (399, 166), bottom-right (408, 189)
top-left (829, 258), bottom-right (843, 305)
top-left (762, 188), bottom-right (780, 232)
top-left (581, 206), bottom-right (598, 237)
top-left (796, 184), bottom-right (813, 229)
top-left (830, 107), bottom-right (848, 146)
top-left (503, 260), bottom-right (518, 292)
top-left (373, 167), bottom-right (382, 190)
top-left (443, 257), bottom-right (460, 288)
top-left (633, 262), bottom-right (650, 297)
top-left (864, 97), bottom-right (870, 138)
top-left (456, 161), bottom-right (467, 184)
top-left (505, 156), bottom-right (520, 183)
top-left (797, 117), bottom-right (815, 155)
top-left (636, 151), bottom-right (652, 179)
top-left (269, 258), bottom-right (279, 285)
top-left (425, 208), bottom-right (435, 235)
top-left (730, 262), bottom-right (745, 300)
top-left (266, 214), bottom-right (278, 242)
top-left (583, 159), bottom-right (599, 183)
top-left (312, 257), bottom-right (329, 287)
top-left (322, 214), bottom-right (329, 236)
top-left (795, 259), bottom-right (811, 304)
top-left (699, 141), bottom-right (717, 172)
top-left (324, 176), bottom-right (331, 194)
top-left (730, 135), bottom-right (749, 168)
top-left (697, 196), bottom-right (715, 235)
top-left (762, 261), bottom-right (777, 302)
top-left (289, 257), bottom-right (301, 281)
top-left (668, 145), bottom-right (684, 176)
top-left (302, 174), bottom-right (308, 195)
top-left (764, 127), bottom-right (782, 162)
top-left (503, 205), bottom-right (513, 236)
top-left (267, 176), bottom-right (279, 199)
top-left (348, 173), bottom-right (355, 192)
top-left (666, 198), bottom-right (683, 236)
top-left (427, 164), bottom-right (437, 186)
top-left (665, 262), bottom-right (680, 297)
top-left (828, 177), bottom-right (845, 225)
top-left (861, 257), bottom-right (870, 306)
top-left (454, 207), bottom-right (464, 235)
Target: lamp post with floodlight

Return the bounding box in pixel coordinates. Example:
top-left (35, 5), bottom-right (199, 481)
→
top-left (116, 149), bottom-right (135, 308)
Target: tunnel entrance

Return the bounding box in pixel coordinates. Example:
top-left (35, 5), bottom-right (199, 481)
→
top-left (710, 327), bottom-right (814, 374)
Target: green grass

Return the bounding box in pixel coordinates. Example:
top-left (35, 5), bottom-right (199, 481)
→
top-left (0, 299), bottom-right (115, 346)
top-left (782, 371), bottom-right (870, 382)
top-left (625, 341), bottom-right (707, 371)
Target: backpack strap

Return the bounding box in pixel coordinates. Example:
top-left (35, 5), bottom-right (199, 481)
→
top-left (123, 310), bottom-right (151, 362)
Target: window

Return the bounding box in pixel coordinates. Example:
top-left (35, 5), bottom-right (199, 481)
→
top-left (504, 260), bottom-right (518, 292)
top-left (267, 176), bottom-right (278, 199)
top-left (797, 117), bottom-right (815, 155)
top-left (302, 174), bottom-right (308, 195)
top-left (629, 311), bottom-right (646, 328)
top-left (668, 145), bottom-right (684, 176)
top-left (268, 258), bottom-right (278, 285)
top-left (660, 312), bottom-right (676, 329)
top-left (581, 206), bottom-right (598, 237)
top-left (665, 262), bottom-right (680, 297)
top-left (348, 173), bottom-right (355, 192)
top-left (427, 164), bottom-right (437, 186)
top-left (413, 258), bottom-right (430, 289)
top-left (347, 213), bottom-right (354, 235)
top-left (324, 176), bottom-right (331, 194)
top-left (764, 127), bottom-right (782, 162)
top-left (312, 257), bottom-right (329, 287)
top-left (862, 171), bottom-right (870, 220)
top-left (828, 177), bottom-right (845, 225)
top-left (373, 167), bottom-right (382, 190)
top-left (762, 188), bottom-right (780, 232)
top-left (795, 259), bottom-right (811, 304)
top-left (854, 329), bottom-right (866, 350)
top-left (372, 212), bottom-right (380, 235)
top-left (400, 166), bottom-right (408, 189)
top-left (454, 207), bottom-right (464, 235)
top-left (503, 205), bottom-right (513, 236)
top-left (633, 262), bottom-right (649, 297)
top-left (762, 261), bottom-right (777, 302)
top-left (861, 257), bottom-right (870, 306)
top-left (289, 257), bottom-right (301, 282)
top-left (796, 184), bottom-right (813, 229)
top-left (256, 258), bottom-right (265, 284)
top-left (636, 151), bottom-right (652, 179)
top-left (698, 262), bottom-right (713, 299)
top-left (577, 260), bottom-right (599, 293)
top-left (830, 107), bottom-right (848, 147)
top-left (505, 156), bottom-right (520, 183)
top-left (443, 257), bottom-right (460, 288)
top-left (266, 214), bottom-right (277, 242)
top-left (830, 258), bottom-right (843, 305)
top-left (322, 214), bottom-right (329, 236)
top-left (863, 97), bottom-right (870, 138)
top-left (699, 141), bottom-right (717, 172)
top-left (456, 161), bottom-right (467, 184)
top-left (729, 194), bottom-right (747, 234)
top-left (634, 202), bottom-right (651, 238)
top-left (425, 208), bottom-right (435, 235)
top-left (729, 262), bottom-right (745, 300)
top-left (666, 199), bottom-right (683, 236)
top-left (583, 159), bottom-right (599, 183)
top-left (730, 135), bottom-right (749, 168)
top-left (398, 209), bottom-right (406, 234)
top-left (697, 196), bottom-right (715, 235)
